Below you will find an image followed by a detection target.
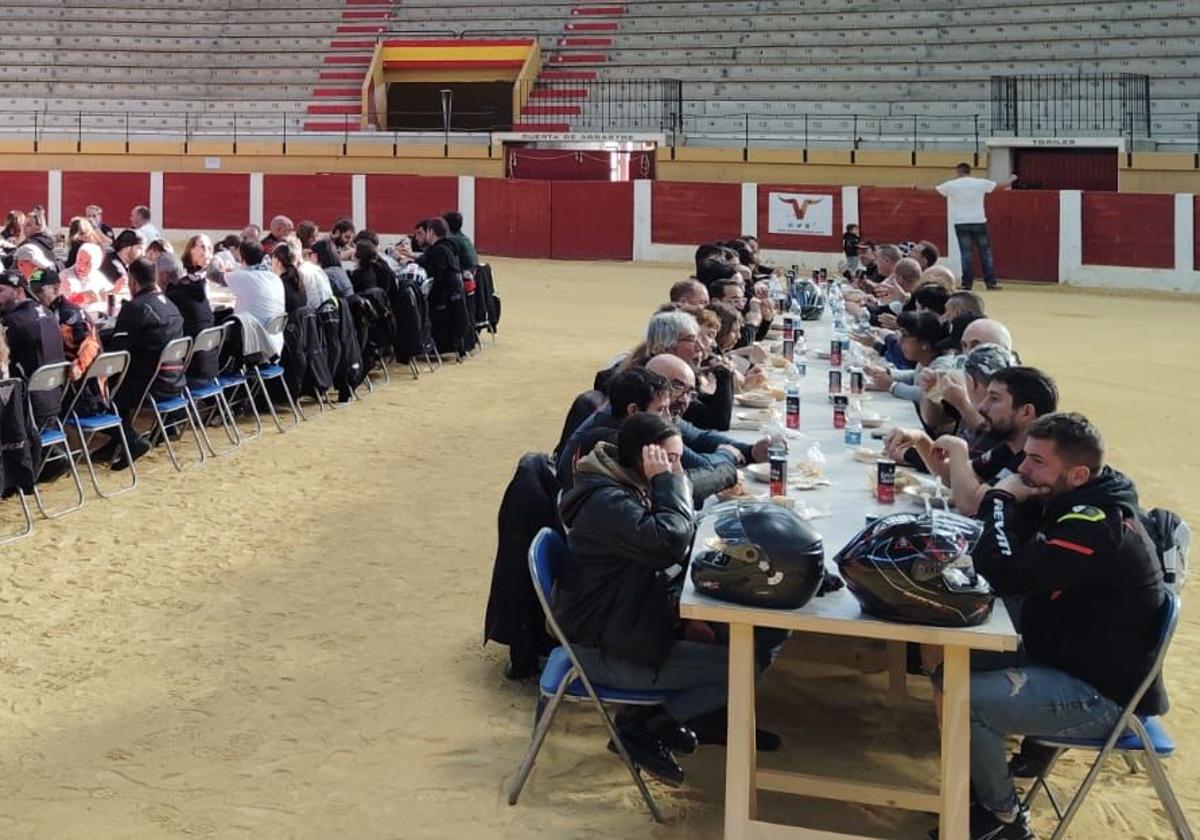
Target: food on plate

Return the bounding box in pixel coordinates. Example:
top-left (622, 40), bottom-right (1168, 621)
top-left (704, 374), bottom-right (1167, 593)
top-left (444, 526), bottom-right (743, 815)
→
top-left (735, 392), bottom-right (775, 409)
top-left (851, 446), bottom-right (885, 464)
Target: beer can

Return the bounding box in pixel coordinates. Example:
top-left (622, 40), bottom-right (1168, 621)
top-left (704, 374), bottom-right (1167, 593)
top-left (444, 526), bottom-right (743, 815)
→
top-left (833, 395), bottom-right (848, 429)
top-left (769, 449), bottom-right (788, 497)
top-left (106, 293), bottom-right (117, 317)
top-left (782, 336), bottom-right (794, 363)
top-left (876, 459), bottom-right (896, 504)
top-left (829, 339), bottom-right (843, 369)
top-left (850, 367), bottom-right (864, 395)
top-left (782, 315), bottom-right (794, 343)
top-left (785, 390), bottom-right (801, 430)
top-left (828, 369), bottom-right (842, 395)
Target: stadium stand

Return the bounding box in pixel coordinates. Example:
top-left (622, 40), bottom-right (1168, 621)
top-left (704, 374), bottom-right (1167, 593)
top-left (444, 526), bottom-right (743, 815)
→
top-left (0, 0), bottom-right (1197, 149)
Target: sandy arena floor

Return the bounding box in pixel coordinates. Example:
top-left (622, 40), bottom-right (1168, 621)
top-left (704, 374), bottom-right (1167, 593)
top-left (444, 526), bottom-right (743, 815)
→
top-left (0, 258), bottom-right (1196, 840)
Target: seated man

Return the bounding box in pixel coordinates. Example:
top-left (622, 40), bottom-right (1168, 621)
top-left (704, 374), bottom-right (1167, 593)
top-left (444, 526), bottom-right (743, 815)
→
top-left (932, 412), bottom-right (1168, 840)
top-left (669, 278), bottom-right (709, 307)
top-left (218, 240), bottom-right (286, 358)
top-left (27, 269), bottom-right (101, 383)
top-left (100, 229), bottom-right (144, 287)
top-left (888, 366), bottom-right (1057, 515)
top-left (915, 342), bottom-right (1015, 443)
top-left (0, 269), bottom-right (66, 425)
top-left (556, 412), bottom-right (719, 786)
top-left (962, 317), bottom-right (1015, 355)
top-left (106, 257), bottom-right (186, 469)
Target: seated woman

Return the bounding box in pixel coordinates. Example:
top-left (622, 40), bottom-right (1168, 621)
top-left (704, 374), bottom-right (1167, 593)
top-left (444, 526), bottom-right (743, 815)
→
top-left (866, 310), bottom-right (956, 401)
top-left (61, 242), bottom-right (115, 318)
top-left (171, 235), bottom-right (219, 381)
top-left (556, 412), bottom-right (723, 786)
top-left (270, 242), bottom-right (307, 315)
top-left (680, 305), bottom-right (734, 431)
top-left (706, 301), bottom-right (767, 394)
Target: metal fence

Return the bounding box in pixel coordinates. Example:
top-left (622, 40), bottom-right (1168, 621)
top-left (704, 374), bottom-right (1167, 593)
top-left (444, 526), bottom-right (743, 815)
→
top-left (514, 78), bottom-right (683, 134)
top-left (991, 73), bottom-right (1151, 138)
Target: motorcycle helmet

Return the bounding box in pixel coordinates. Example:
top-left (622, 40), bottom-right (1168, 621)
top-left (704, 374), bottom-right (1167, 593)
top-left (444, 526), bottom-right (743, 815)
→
top-left (792, 277), bottom-right (825, 321)
top-left (834, 510), bottom-right (994, 627)
top-left (692, 501), bottom-right (824, 609)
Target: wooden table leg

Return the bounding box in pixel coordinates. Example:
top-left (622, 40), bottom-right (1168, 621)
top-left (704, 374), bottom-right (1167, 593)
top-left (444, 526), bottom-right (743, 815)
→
top-left (939, 645), bottom-right (971, 840)
top-left (724, 622), bottom-right (758, 839)
top-left (886, 640), bottom-right (907, 708)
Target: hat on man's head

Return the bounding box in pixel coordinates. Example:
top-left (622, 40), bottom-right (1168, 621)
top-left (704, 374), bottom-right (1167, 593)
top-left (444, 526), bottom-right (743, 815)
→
top-left (0, 269), bottom-right (27, 289)
top-left (12, 244), bottom-right (51, 269)
top-left (112, 229), bottom-right (143, 251)
top-left (28, 267), bottom-right (61, 288)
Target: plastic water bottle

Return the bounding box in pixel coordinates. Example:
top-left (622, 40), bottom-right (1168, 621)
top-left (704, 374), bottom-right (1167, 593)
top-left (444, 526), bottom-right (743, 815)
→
top-left (794, 348), bottom-right (808, 378)
top-left (844, 398), bottom-right (863, 446)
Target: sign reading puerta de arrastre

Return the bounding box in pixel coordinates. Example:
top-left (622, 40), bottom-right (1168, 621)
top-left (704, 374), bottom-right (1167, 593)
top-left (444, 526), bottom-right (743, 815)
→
top-left (767, 192), bottom-right (834, 237)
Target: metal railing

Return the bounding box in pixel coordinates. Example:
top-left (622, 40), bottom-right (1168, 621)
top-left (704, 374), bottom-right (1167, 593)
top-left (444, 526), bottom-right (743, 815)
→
top-left (514, 78), bottom-right (683, 135)
top-left (991, 73), bottom-right (1151, 138)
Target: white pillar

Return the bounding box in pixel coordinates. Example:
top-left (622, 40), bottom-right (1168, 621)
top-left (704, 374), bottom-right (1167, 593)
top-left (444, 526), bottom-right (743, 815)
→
top-left (1059, 190), bottom-right (1083, 284)
top-left (632, 179), bottom-right (652, 261)
top-left (249, 173), bottom-right (264, 228)
top-left (457, 174), bottom-right (476, 240)
top-left (351, 174), bottom-right (367, 231)
top-left (149, 171), bottom-right (164, 230)
top-left (740, 182), bottom-right (758, 237)
top-left (841, 185), bottom-right (859, 227)
top-left (47, 170), bottom-right (62, 233)
top-left (1174, 193), bottom-right (1194, 274)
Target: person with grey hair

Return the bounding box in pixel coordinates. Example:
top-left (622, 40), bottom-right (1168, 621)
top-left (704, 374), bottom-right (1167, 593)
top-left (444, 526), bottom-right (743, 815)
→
top-left (130, 204), bottom-right (160, 246)
top-left (621, 310), bottom-right (702, 371)
top-left (262, 215), bottom-right (295, 255)
top-left (158, 251), bottom-right (218, 382)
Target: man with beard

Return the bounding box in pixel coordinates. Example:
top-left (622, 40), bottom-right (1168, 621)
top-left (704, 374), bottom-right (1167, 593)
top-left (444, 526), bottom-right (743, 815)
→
top-left (925, 412), bottom-right (1168, 840)
top-left (886, 366), bottom-right (1057, 516)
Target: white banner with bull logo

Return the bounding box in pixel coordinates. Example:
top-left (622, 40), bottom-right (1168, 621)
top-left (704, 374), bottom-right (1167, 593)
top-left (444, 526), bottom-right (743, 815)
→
top-left (767, 192), bottom-right (833, 236)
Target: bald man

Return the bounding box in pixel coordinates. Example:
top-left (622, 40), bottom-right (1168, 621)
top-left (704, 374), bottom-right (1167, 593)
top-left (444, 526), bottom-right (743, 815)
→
top-left (669, 278), bottom-right (709, 307)
top-left (262, 215), bottom-right (295, 255)
top-left (962, 318), bottom-right (1013, 353)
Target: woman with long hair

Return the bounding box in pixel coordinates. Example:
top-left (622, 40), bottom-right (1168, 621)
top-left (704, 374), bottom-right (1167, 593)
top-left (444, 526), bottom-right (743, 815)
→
top-left (270, 240), bottom-right (307, 314)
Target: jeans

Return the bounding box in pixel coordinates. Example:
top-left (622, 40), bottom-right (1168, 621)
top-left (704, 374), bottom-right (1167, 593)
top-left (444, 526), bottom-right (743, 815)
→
top-left (954, 222), bottom-right (997, 288)
top-left (573, 635), bottom-right (771, 724)
top-left (947, 656), bottom-right (1123, 815)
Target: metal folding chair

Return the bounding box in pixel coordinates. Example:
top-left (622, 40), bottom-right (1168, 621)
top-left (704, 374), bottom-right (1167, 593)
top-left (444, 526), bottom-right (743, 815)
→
top-left (26, 362), bottom-right (85, 519)
top-left (248, 313), bottom-right (304, 432)
top-left (131, 336), bottom-right (206, 472)
top-left (0, 378), bottom-right (34, 542)
top-left (215, 323), bottom-right (264, 442)
top-left (62, 351), bottom-right (138, 499)
top-left (506, 527), bottom-right (670, 823)
top-left (1022, 591), bottom-right (1192, 840)
top-left (184, 325), bottom-right (241, 457)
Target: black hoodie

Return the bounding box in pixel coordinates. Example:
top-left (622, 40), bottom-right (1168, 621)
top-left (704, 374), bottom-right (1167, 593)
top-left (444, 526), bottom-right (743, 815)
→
top-left (975, 467), bottom-right (1167, 715)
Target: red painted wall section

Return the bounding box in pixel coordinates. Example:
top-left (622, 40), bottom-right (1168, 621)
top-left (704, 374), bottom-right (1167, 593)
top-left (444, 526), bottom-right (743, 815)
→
top-left (756, 184), bottom-right (842, 252)
top-left (365, 175), bottom-right (458, 232)
top-left (551, 180), bottom-right (632, 260)
top-left (61, 171), bottom-right (150, 225)
top-left (652, 181), bottom-right (740, 245)
top-left (508, 149), bottom-right (612, 180)
top-left (474, 178), bottom-right (551, 258)
top-left (163, 173), bottom-right (250, 230)
top-left (263, 174), bottom-right (353, 230)
top-left (0, 172), bottom-right (48, 215)
top-left (1081, 192), bottom-right (1174, 269)
top-left (984, 190), bottom-right (1060, 282)
top-left (858, 187), bottom-right (948, 253)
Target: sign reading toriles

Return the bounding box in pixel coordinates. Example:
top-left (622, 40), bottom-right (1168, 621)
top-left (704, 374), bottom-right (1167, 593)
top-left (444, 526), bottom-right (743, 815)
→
top-left (768, 192), bottom-right (833, 236)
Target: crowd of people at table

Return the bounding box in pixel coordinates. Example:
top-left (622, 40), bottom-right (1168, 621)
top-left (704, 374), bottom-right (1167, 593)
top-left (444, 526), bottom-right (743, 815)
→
top-left (499, 227), bottom-right (1173, 840)
top-left (0, 203), bottom-right (485, 474)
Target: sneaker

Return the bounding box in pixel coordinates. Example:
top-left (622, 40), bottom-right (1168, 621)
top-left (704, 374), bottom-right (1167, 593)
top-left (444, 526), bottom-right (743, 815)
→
top-left (986, 282), bottom-right (1003, 291)
top-left (688, 709), bottom-right (782, 752)
top-left (615, 709), bottom-right (697, 756)
top-left (927, 804), bottom-right (1034, 840)
top-left (606, 730), bottom-right (684, 787)
top-left (110, 435), bottom-right (152, 471)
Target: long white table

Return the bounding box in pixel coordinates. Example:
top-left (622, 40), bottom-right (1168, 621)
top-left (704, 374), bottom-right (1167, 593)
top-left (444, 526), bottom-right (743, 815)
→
top-left (679, 310), bottom-right (1020, 840)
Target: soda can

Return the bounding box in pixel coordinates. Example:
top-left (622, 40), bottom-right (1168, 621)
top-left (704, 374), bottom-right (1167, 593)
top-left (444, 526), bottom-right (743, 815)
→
top-left (828, 369), bottom-right (842, 395)
top-left (106, 293), bottom-right (117, 317)
top-left (876, 459), bottom-right (896, 504)
top-left (786, 390), bottom-right (801, 430)
top-left (782, 336), bottom-right (794, 363)
top-left (782, 314), bottom-right (794, 343)
top-left (833, 395), bottom-right (848, 429)
top-left (829, 339), bottom-right (843, 368)
top-left (769, 449), bottom-right (788, 497)
top-left (850, 367), bottom-right (864, 395)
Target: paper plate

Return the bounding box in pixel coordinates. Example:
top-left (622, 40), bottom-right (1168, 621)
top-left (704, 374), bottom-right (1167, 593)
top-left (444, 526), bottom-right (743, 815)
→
top-left (851, 447), bottom-right (886, 464)
top-left (736, 393), bottom-right (774, 409)
top-left (744, 462), bottom-right (772, 483)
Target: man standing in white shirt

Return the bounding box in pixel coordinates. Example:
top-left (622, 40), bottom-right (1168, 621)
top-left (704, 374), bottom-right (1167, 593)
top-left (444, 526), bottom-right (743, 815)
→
top-left (935, 163), bottom-right (1017, 291)
top-left (130, 204), bottom-right (161, 246)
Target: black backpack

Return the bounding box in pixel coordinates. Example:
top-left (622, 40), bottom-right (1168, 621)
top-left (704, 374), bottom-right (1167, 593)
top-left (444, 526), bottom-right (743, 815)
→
top-left (1140, 508), bottom-right (1190, 594)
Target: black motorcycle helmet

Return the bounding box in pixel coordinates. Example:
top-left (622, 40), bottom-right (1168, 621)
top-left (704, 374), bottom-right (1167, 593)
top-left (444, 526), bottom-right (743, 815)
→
top-left (792, 277), bottom-right (825, 321)
top-left (692, 502), bottom-right (824, 609)
top-left (834, 510), bottom-right (994, 627)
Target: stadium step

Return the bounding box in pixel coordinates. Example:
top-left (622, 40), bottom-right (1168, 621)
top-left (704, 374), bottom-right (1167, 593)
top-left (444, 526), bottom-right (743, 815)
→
top-left (521, 103), bottom-right (582, 116)
top-left (330, 39), bottom-right (376, 50)
top-left (324, 54), bottom-right (373, 65)
top-left (314, 87), bottom-right (362, 97)
top-left (529, 87), bottom-right (587, 98)
top-left (548, 53), bottom-right (607, 64)
top-left (570, 6), bottom-right (624, 16)
top-left (510, 122), bottom-right (570, 132)
top-left (558, 37), bottom-right (613, 47)
top-left (565, 22), bottom-right (619, 32)
top-left (319, 70), bottom-right (368, 81)
top-left (336, 25), bottom-right (387, 34)
top-left (540, 70), bottom-right (598, 81)
top-left (303, 120), bottom-right (363, 132)
top-left (307, 103), bottom-right (362, 115)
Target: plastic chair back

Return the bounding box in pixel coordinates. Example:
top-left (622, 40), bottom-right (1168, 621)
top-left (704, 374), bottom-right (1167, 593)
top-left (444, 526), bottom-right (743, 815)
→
top-left (61, 351), bottom-right (130, 419)
top-left (27, 361), bottom-right (70, 394)
top-left (159, 336), bottom-right (193, 366)
top-left (191, 325), bottom-right (226, 356)
top-left (264, 313), bottom-right (288, 336)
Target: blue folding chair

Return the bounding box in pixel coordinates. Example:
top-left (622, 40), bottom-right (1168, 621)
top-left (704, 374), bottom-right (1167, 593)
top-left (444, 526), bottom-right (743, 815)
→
top-left (1022, 591), bottom-right (1192, 839)
top-left (131, 336), bottom-right (206, 472)
top-left (184, 324), bottom-right (241, 457)
top-left (248, 314), bottom-right (304, 432)
top-left (215, 322), bottom-right (264, 443)
top-left (26, 362), bottom-right (85, 519)
top-left (0, 378), bottom-right (34, 543)
top-left (506, 527), bottom-right (670, 823)
top-left (62, 351), bottom-right (137, 499)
